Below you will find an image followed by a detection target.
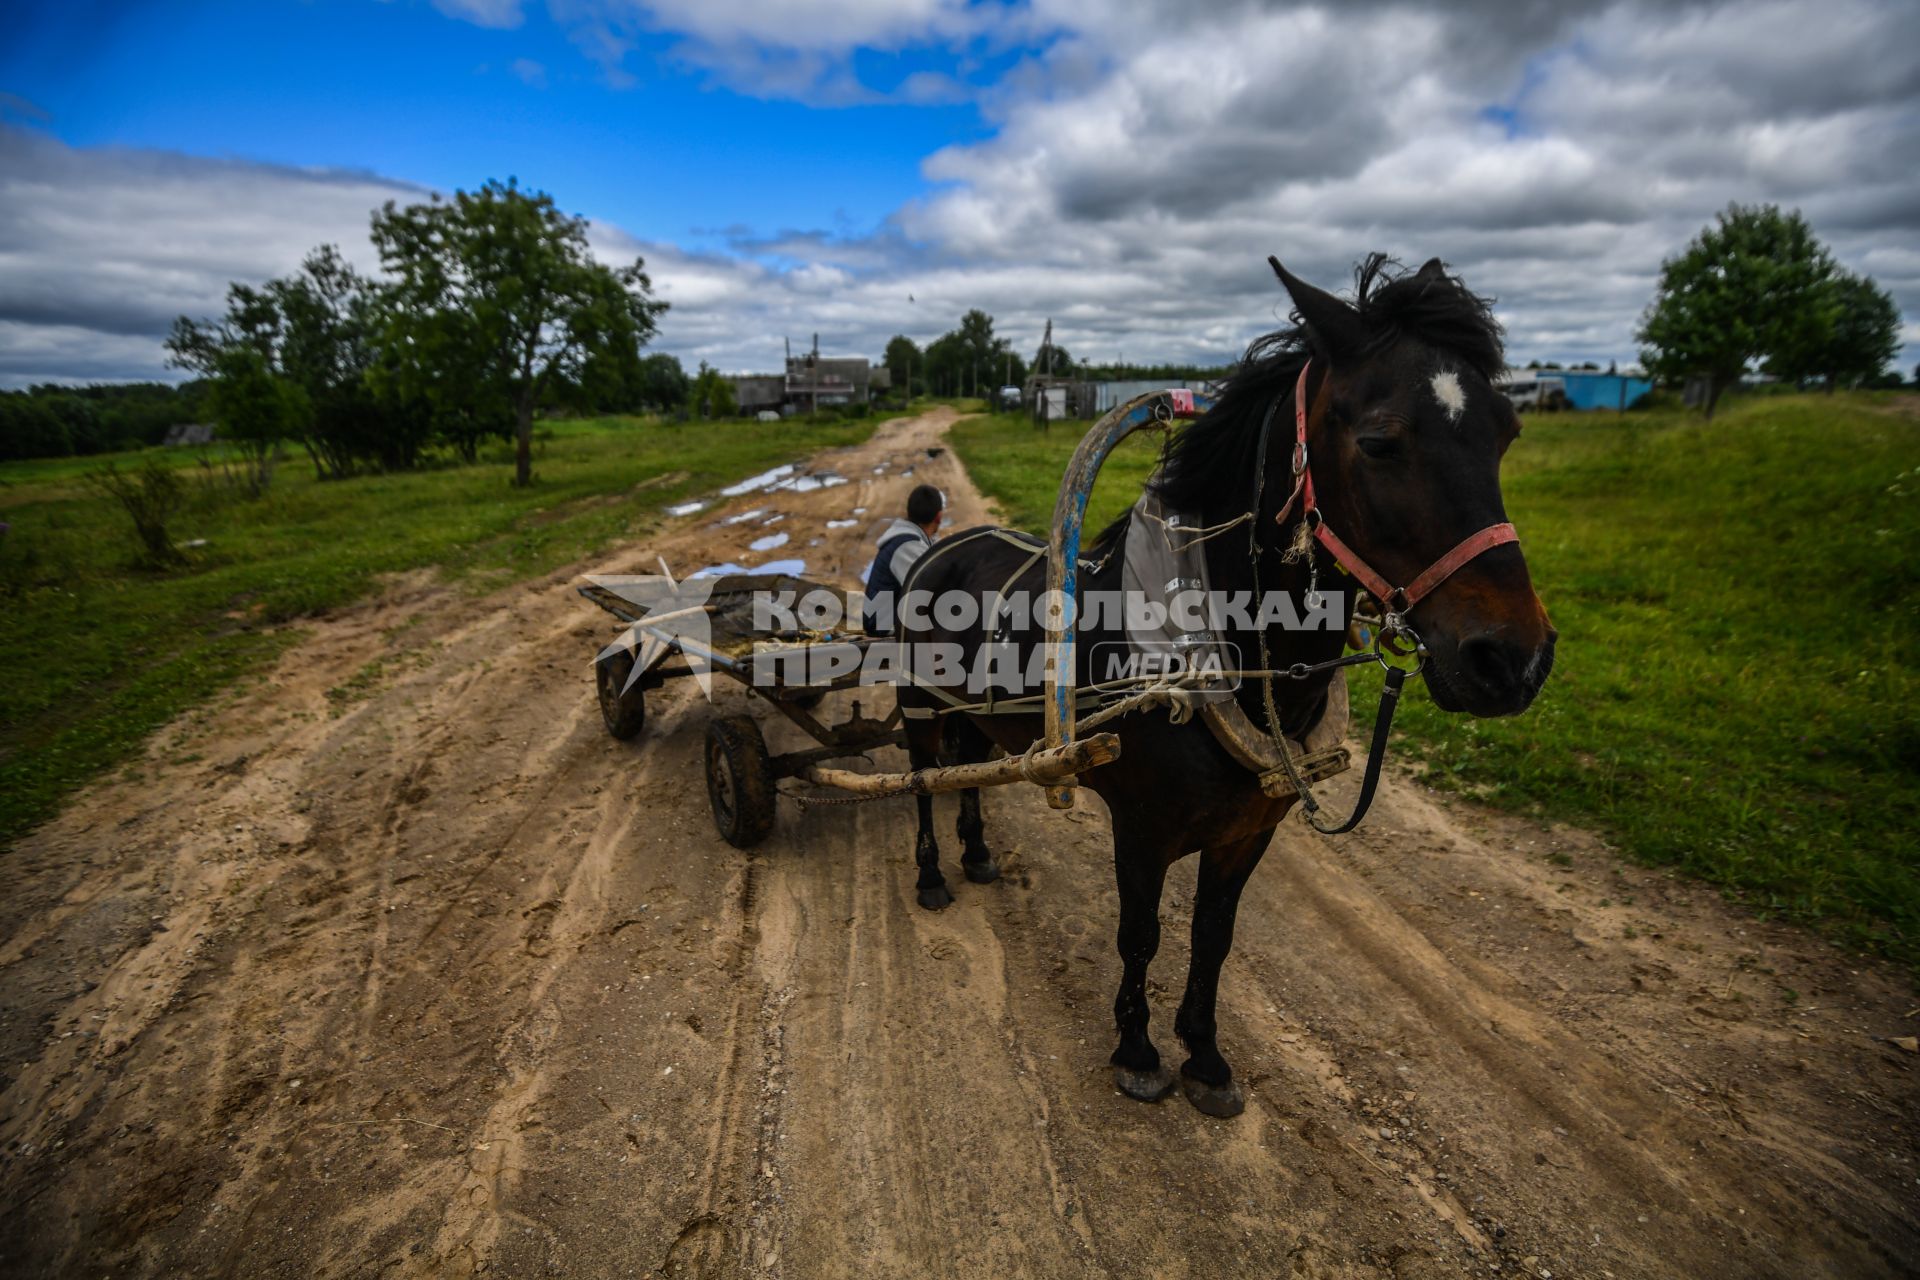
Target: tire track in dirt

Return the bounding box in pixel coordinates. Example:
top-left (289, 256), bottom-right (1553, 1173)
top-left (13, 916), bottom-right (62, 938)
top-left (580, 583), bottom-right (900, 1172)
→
top-left (2, 407), bottom-right (1915, 1279)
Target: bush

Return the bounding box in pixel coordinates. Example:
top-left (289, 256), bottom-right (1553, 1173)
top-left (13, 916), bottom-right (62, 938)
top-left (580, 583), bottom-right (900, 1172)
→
top-left (84, 459), bottom-right (188, 567)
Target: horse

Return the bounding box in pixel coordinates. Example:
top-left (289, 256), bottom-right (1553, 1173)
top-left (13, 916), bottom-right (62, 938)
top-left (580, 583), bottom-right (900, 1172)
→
top-left (893, 254), bottom-right (1556, 1117)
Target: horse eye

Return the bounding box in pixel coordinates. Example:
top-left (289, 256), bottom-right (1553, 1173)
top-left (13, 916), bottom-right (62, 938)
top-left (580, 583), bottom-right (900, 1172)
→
top-left (1356, 434), bottom-right (1401, 460)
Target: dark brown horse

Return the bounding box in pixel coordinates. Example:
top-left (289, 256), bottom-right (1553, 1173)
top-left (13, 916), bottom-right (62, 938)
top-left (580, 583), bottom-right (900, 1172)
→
top-left (895, 255), bottom-right (1555, 1116)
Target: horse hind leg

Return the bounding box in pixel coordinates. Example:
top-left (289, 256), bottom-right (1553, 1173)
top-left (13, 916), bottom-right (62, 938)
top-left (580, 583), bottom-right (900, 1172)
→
top-left (906, 715), bottom-right (952, 910)
top-left (1172, 834), bottom-right (1269, 1118)
top-left (945, 717), bottom-right (999, 884)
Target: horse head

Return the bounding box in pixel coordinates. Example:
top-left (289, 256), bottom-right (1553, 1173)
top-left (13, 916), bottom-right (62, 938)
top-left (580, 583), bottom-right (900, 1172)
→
top-left (1270, 255), bottom-right (1555, 717)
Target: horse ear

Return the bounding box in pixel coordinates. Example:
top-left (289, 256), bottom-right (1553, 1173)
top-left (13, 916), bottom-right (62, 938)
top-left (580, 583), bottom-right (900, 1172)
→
top-left (1412, 257), bottom-right (1449, 291)
top-left (1268, 256), bottom-right (1364, 355)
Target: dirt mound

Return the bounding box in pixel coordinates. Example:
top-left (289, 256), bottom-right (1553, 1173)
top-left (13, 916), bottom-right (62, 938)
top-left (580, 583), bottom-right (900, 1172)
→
top-left (2, 408), bottom-right (1914, 1278)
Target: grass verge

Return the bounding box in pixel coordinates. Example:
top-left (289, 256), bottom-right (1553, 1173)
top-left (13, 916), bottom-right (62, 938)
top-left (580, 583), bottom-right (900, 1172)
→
top-left (950, 392), bottom-right (1920, 967)
top-left (0, 414), bottom-right (874, 845)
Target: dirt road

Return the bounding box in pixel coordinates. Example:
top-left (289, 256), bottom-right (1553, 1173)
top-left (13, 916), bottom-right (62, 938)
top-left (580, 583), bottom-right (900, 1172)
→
top-left (2, 408), bottom-right (1915, 1278)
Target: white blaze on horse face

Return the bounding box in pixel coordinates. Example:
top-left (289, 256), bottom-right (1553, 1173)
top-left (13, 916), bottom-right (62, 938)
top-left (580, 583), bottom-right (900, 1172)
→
top-left (1430, 369), bottom-right (1466, 426)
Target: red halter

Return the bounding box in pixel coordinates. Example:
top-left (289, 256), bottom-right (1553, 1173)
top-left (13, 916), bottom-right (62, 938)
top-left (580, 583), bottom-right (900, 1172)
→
top-left (1279, 360), bottom-right (1519, 617)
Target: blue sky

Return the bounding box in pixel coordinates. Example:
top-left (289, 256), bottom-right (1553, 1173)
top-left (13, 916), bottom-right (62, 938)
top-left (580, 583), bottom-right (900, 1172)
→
top-left (2, 0), bottom-right (1004, 254)
top-left (2, 0), bottom-right (1915, 385)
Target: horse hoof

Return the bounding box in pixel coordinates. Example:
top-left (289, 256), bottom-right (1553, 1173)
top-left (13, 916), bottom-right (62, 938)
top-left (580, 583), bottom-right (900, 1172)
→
top-left (916, 883), bottom-right (954, 911)
top-left (1180, 1074), bottom-right (1245, 1118)
top-left (1112, 1065), bottom-right (1176, 1102)
top-left (962, 858), bottom-right (1000, 885)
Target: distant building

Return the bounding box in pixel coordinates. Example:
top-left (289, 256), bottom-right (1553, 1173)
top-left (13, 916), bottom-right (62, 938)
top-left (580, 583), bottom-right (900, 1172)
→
top-left (726, 352), bottom-right (884, 416)
top-left (162, 422), bottom-right (216, 446)
top-left (786, 354), bottom-right (873, 409)
top-left (728, 375), bottom-right (785, 416)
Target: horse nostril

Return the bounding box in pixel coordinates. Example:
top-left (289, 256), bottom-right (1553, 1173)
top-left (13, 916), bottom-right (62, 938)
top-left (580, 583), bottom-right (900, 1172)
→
top-left (1461, 636), bottom-right (1520, 695)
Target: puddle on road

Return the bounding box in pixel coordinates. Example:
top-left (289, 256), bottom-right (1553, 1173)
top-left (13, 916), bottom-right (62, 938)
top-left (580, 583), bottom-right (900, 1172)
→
top-left (825, 519), bottom-right (858, 529)
top-left (721, 508), bottom-right (767, 526)
top-left (665, 500), bottom-right (707, 517)
top-left (776, 472), bottom-right (848, 494)
top-left (720, 465), bottom-right (796, 497)
top-left (750, 532), bottom-right (790, 552)
top-left (690, 558), bottom-right (808, 579)
top-left (762, 513), bottom-right (786, 524)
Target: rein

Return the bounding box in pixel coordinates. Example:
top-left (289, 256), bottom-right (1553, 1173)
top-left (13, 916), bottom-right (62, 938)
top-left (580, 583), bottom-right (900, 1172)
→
top-left (1249, 359), bottom-right (1521, 834)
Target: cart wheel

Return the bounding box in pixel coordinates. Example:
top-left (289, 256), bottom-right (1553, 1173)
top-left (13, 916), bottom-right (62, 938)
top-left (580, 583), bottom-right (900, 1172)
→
top-left (596, 650), bottom-right (647, 740)
top-left (705, 715), bottom-right (777, 848)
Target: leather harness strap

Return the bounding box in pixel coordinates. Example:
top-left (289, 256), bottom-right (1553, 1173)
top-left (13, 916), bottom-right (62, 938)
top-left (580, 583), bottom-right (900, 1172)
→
top-left (1278, 360), bottom-right (1519, 615)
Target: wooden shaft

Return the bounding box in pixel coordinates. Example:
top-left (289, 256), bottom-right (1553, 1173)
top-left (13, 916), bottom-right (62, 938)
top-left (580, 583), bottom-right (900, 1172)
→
top-left (797, 733), bottom-right (1122, 797)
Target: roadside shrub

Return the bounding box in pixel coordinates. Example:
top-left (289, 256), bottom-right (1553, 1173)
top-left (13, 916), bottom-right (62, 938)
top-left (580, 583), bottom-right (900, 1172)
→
top-left (85, 459), bottom-right (188, 567)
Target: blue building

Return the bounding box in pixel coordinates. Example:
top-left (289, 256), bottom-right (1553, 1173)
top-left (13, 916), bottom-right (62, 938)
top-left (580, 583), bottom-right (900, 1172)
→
top-left (1499, 368), bottom-right (1654, 412)
top-left (1556, 369), bottom-right (1655, 411)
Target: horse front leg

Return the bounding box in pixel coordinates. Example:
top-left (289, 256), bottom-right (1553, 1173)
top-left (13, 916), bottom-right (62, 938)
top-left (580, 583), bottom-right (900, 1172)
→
top-left (946, 718), bottom-right (999, 885)
top-left (1173, 831), bottom-right (1271, 1118)
top-left (1110, 840), bottom-right (1174, 1102)
top-left (905, 717), bottom-right (951, 910)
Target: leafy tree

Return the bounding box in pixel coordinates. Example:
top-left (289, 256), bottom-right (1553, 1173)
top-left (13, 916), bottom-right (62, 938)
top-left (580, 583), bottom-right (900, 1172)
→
top-left (371, 179), bottom-right (667, 485)
top-left (1032, 341), bottom-right (1072, 377)
top-left (923, 310), bottom-right (1020, 397)
top-left (204, 346), bottom-right (307, 496)
top-left (637, 352), bottom-right (689, 410)
top-left (170, 248), bottom-right (421, 477)
top-left (0, 394), bottom-right (72, 460)
top-left (1638, 204), bottom-right (1835, 419)
top-left (883, 335), bottom-right (922, 396)
top-left (1803, 271), bottom-right (1902, 390)
top-left (687, 362), bottom-right (737, 419)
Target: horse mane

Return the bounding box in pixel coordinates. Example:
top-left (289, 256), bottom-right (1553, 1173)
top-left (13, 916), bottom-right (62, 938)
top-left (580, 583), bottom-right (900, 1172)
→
top-left (1149, 253), bottom-right (1504, 519)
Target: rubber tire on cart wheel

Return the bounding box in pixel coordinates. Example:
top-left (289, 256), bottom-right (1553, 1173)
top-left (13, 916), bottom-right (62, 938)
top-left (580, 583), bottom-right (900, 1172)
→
top-left (705, 715), bottom-right (777, 848)
top-left (596, 650), bottom-right (647, 740)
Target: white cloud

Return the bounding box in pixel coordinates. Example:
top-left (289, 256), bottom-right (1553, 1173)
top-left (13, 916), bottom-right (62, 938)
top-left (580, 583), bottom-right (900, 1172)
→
top-left (4, 0), bottom-right (1917, 387)
top-left (0, 129), bottom-right (425, 387)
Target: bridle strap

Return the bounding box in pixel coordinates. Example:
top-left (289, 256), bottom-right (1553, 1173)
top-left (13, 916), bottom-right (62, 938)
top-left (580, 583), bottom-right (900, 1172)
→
top-left (1284, 360), bottom-right (1518, 614)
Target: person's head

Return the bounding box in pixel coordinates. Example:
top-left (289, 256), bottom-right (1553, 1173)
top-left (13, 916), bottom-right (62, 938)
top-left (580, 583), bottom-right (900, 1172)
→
top-left (907, 483), bottom-right (946, 535)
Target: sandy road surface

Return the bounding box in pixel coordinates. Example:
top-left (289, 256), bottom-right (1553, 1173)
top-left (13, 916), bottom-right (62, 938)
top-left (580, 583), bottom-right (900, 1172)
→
top-left (2, 408), bottom-right (1915, 1278)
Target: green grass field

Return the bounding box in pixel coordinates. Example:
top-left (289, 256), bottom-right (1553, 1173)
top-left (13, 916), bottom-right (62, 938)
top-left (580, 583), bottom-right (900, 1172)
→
top-left (0, 414), bottom-right (875, 846)
top-left (951, 393), bottom-right (1920, 967)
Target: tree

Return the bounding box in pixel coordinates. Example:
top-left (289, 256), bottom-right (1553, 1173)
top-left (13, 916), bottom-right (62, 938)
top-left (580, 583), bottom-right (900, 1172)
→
top-left (688, 362), bottom-right (737, 419)
top-left (170, 248), bottom-right (423, 477)
top-left (204, 346), bottom-right (307, 496)
top-left (1032, 341), bottom-right (1072, 377)
top-left (923, 310), bottom-right (1019, 398)
top-left (371, 179), bottom-right (667, 486)
top-left (637, 352), bottom-right (689, 410)
top-left (1805, 271), bottom-right (1901, 390)
top-left (883, 335), bottom-right (922, 397)
top-left (1638, 204), bottom-right (1835, 419)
